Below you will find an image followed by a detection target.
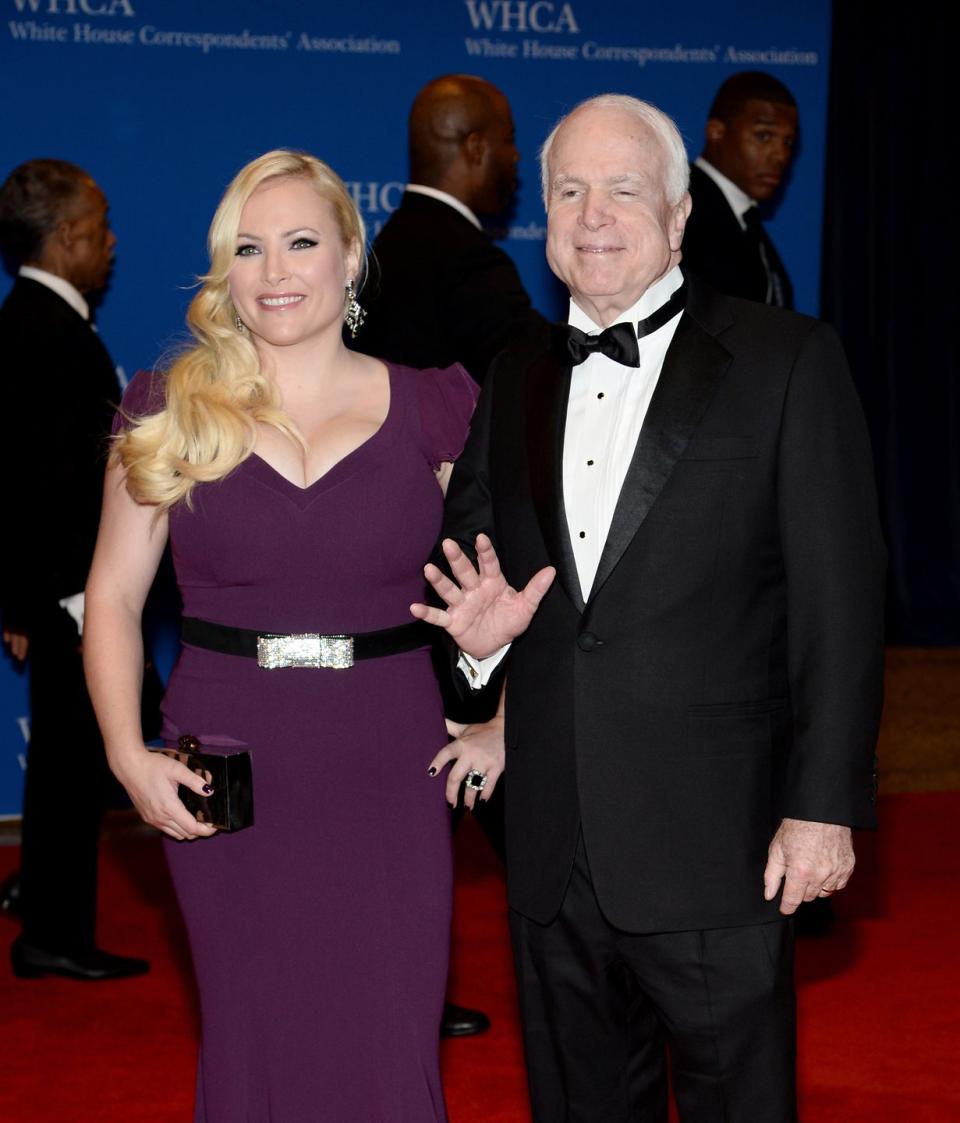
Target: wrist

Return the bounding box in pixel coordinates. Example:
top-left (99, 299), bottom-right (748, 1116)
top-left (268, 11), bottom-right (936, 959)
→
top-left (106, 741), bottom-right (151, 783)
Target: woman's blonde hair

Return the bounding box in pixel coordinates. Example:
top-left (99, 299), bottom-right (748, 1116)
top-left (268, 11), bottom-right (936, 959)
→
top-left (115, 149), bottom-right (366, 510)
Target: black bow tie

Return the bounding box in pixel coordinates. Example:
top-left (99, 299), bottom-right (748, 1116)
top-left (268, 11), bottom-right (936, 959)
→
top-left (561, 281), bottom-right (688, 367)
top-left (564, 321), bottom-right (639, 366)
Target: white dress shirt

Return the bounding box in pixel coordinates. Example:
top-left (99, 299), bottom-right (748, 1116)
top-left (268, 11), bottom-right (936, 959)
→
top-left (405, 184), bottom-right (482, 231)
top-left (563, 266), bottom-right (684, 601)
top-left (461, 265), bottom-right (686, 684)
top-left (694, 156), bottom-right (755, 231)
top-left (19, 264), bottom-right (90, 320)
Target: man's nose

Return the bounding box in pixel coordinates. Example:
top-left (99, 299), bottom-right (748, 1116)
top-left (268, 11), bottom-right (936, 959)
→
top-left (578, 191), bottom-right (611, 230)
top-left (771, 140), bottom-right (792, 168)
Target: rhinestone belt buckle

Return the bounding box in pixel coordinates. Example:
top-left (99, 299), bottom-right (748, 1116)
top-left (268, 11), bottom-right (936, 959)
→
top-left (256, 633), bottom-right (354, 670)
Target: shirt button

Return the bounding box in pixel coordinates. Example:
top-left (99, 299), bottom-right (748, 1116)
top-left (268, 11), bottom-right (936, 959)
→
top-left (597, 392), bottom-right (605, 400)
top-left (587, 459), bottom-right (594, 466)
top-left (578, 531), bottom-right (586, 538)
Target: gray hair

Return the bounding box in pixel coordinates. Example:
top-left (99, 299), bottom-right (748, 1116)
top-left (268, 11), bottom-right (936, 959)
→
top-left (539, 94), bottom-right (690, 207)
top-left (0, 158), bottom-right (91, 267)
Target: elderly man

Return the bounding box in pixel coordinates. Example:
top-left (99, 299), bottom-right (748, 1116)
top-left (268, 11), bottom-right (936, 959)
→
top-left (415, 95), bottom-right (884, 1121)
top-left (0, 159), bottom-right (148, 980)
top-left (683, 71), bottom-right (798, 308)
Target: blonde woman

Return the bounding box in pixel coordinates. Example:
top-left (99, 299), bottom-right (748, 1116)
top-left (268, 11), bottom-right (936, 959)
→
top-left (84, 150), bottom-right (476, 1121)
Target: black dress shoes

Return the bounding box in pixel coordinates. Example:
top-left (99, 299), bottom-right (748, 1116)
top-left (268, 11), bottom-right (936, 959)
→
top-left (11, 937), bottom-right (150, 981)
top-left (440, 1000), bottom-right (491, 1037)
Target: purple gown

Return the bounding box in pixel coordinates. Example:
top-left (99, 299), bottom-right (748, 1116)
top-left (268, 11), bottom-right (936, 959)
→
top-left (119, 362), bottom-right (477, 1123)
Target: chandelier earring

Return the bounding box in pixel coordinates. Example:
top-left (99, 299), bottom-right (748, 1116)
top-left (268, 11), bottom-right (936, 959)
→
top-left (234, 311), bottom-right (246, 333)
top-left (344, 279), bottom-right (366, 339)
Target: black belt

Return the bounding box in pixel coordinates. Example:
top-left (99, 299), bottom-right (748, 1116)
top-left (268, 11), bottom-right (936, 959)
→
top-left (181, 616), bottom-right (434, 670)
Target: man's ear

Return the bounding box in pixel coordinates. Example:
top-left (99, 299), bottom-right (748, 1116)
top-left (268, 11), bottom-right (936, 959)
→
top-left (669, 192), bottom-right (692, 251)
top-left (462, 129), bottom-right (487, 169)
top-left (54, 215), bottom-right (78, 253)
top-left (39, 216), bottom-right (74, 275)
top-left (706, 118), bottom-right (726, 146)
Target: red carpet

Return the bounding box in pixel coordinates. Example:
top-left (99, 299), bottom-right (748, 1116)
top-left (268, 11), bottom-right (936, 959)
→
top-left (1, 792), bottom-right (958, 1122)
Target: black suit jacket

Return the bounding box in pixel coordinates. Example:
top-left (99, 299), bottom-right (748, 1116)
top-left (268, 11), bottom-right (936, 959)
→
top-left (0, 277), bottom-right (119, 633)
top-left (356, 191), bottom-right (543, 383)
top-left (441, 279), bottom-right (884, 933)
top-left (682, 164), bottom-right (794, 309)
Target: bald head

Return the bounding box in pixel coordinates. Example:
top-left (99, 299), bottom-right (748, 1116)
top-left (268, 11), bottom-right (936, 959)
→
top-left (408, 74), bottom-right (519, 216)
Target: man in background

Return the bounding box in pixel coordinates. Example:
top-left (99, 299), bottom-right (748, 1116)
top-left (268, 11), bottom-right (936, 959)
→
top-left (682, 71), bottom-right (798, 308)
top-left (0, 158), bottom-right (148, 980)
top-left (356, 73), bottom-right (543, 384)
top-left (684, 74), bottom-right (837, 937)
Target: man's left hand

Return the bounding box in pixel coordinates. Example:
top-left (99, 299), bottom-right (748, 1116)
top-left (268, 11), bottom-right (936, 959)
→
top-left (763, 818), bottom-right (855, 915)
top-left (410, 534), bottom-right (555, 659)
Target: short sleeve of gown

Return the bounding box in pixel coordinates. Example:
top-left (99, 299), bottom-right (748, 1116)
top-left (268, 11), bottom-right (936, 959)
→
top-left (415, 362), bottom-right (480, 469)
top-left (111, 368), bottom-right (167, 435)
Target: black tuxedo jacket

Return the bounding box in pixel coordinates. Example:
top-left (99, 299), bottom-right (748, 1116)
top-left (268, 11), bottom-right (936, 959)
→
top-left (0, 277), bottom-right (119, 633)
top-left (442, 279), bottom-right (884, 933)
top-left (356, 191), bottom-right (543, 383)
top-left (682, 164), bottom-right (794, 309)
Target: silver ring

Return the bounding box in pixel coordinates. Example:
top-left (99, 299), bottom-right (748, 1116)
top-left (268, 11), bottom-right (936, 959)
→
top-left (464, 769), bottom-right (488, 791)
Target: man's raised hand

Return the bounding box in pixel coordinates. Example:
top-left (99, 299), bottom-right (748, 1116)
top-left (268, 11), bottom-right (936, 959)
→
top-left (410, 534), bottom-right (555, 658)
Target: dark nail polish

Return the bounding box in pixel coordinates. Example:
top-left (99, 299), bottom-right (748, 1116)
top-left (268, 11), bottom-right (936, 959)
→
top-left (202, 784), bottom-right (214, 795)
top-left (427, 766), bottom-right (437, 776)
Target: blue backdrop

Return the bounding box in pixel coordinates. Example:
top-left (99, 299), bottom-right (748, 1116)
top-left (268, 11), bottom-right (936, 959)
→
top-left (0, 0), bottom-right (830, 815)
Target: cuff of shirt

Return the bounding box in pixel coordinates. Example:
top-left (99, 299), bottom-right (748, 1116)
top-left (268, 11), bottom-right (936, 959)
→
top-left (58, 591), bottom-right (85, 636)
top-left (458, 645), bottom-right (510, 690)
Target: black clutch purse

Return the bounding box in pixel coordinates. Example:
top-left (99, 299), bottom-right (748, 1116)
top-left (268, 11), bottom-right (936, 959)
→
top-left (154, 735), bottom-right (254, 833)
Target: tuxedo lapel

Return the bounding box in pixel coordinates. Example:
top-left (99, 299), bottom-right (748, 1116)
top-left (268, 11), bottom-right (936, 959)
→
top-left (526, 331), bottom-right (585, 613)
top-left (587, 309), bottom-right (731, 602)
